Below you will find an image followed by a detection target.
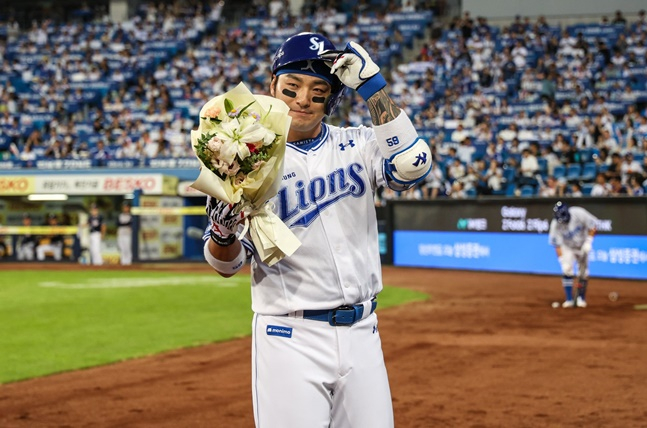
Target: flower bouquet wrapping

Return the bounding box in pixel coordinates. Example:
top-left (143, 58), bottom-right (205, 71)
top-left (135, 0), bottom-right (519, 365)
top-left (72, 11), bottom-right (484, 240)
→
top-left (190, 82), bottom-right (300, 266)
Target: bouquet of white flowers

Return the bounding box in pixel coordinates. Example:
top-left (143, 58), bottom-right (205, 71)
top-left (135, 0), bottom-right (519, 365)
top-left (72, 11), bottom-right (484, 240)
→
top-left (190, 82), bottom-right (300, 266)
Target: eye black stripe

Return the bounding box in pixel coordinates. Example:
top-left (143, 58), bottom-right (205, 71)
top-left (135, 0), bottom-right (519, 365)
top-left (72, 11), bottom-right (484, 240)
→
top-left (282, 89), bottom-right (297, 98)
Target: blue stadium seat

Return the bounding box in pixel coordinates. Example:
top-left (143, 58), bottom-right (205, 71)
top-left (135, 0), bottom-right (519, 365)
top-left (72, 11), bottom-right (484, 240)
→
top-left (465, 187), bottom-right (477, 198)
top-left (565, 164), bottom-right (581, 181)
top-left (581, 183), bottom-right (594, 196)
top-left (519, 185), bottom-right (535, 197)
top-left (552, 165), bottom-right (566, 180)
top-left (579, 162), bottom-right (597, 182)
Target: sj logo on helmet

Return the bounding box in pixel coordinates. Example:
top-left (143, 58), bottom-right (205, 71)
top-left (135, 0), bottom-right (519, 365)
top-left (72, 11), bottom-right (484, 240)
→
top-left (309, 37), bottom-right (326, 54)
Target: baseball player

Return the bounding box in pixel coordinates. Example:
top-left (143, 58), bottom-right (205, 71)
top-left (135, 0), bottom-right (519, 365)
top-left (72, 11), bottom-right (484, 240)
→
top-left (87, 203), bottom-right (106, 265)
top-left (116, 202), bottom-right (133, 265)
top-left (16, 214), bottom-right (36, 261)
top-left (202, 33), bottom-right (431, 427)
top-left (36, 214), bottom-right (64, 261)
top-left (549, 201), bottom-right (598, 308)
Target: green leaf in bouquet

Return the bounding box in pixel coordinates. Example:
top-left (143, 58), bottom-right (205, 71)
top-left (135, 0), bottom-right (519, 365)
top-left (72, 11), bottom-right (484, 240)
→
top-left (201, 116), bottom-right (222, 124)
top-left (236, 101), bottom-right (256, 118)
top-left (224, 98), bottom-right (234, 115)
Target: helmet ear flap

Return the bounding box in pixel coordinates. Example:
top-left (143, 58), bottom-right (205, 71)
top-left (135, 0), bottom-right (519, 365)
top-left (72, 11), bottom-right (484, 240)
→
top-left (325, 86), bottom-right (345, 116)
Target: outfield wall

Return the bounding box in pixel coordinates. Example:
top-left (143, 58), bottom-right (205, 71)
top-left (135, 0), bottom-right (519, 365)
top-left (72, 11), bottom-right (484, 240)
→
top-left (386, 198), bottom-right (647, 280)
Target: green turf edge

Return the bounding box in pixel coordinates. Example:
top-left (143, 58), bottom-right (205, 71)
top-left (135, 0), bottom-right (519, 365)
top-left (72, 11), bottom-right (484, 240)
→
top-left (0, 271), bottom-right (428, 384)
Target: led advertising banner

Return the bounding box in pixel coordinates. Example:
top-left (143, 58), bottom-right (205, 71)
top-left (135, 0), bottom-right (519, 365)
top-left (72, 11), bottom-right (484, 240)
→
top-left (391, 198), bottom-right (647, 280)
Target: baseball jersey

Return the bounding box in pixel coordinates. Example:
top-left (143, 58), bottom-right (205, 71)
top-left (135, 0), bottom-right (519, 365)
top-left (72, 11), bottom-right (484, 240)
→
top-left (242, 122), bottom-right (387, 315)
top-left (117, 212), bottom-right (132, 229)
top-left (89, 214), bottom-right (104, 233)
top-left (548, 206), bottom-right (598, 249)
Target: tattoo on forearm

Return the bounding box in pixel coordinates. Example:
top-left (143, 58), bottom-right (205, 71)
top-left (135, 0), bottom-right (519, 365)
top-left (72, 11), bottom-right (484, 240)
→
top-left (367, 89), bottom-right (401, 125)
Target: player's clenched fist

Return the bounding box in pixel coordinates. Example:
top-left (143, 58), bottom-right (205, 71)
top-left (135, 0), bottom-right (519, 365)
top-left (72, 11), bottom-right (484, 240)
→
top-left (205, 196), bottom-right (247, 246)
top-left (320, 41), bottom-right (387, 101)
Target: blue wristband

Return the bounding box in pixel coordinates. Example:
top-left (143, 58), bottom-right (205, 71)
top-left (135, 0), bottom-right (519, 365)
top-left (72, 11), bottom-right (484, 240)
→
top-left (357, 73), bottom-right (387, 101)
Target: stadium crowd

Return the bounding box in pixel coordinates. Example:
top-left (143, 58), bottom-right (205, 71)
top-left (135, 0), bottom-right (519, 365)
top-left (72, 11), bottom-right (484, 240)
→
top-left (0, 0), bottom-right (646, 201)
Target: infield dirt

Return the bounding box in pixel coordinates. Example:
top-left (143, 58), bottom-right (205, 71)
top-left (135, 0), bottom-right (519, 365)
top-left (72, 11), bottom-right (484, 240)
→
top-left (0, 264), bottom-right (646, 427)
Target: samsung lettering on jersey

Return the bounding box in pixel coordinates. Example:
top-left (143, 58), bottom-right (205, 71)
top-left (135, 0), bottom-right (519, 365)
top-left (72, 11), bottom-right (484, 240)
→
top-left (277, 162), bottom-right (366, 227)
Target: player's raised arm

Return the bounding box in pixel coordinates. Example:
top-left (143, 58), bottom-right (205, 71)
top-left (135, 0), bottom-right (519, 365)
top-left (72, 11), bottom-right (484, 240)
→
top-left (321, 42), bottom-right (432, 189)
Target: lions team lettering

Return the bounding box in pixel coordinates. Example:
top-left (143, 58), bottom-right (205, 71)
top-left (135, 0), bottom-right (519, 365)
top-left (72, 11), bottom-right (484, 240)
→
top-left (278, 162), bottom-right (366, 227)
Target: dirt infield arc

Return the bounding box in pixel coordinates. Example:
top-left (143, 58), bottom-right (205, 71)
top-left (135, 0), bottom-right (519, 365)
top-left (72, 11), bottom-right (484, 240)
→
top-left (1, 265), bottom-right (646, 428)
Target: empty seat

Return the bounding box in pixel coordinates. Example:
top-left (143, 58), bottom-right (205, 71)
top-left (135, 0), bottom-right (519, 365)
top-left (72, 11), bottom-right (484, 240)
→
top-left (519, 185), bottom-right (535, 197)
top-left (565, 163), bottom-right (582, 181)
top-left (579, 162), bottom-right (597, 182)
top-left (552, 164), bottom-right (566, 180)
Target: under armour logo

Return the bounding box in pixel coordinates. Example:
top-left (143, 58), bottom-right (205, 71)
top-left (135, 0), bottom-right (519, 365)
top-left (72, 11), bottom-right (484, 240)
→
top-left (373, 325), bottom-right (378, 334)
top-left (412, 152), bottom-right (427, 167)
top-left (339, 140), bottom-right (355, 151)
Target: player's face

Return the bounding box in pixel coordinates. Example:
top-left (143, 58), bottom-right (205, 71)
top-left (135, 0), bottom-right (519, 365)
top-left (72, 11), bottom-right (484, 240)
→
top-left (271, 73), bottom-right (330, 141)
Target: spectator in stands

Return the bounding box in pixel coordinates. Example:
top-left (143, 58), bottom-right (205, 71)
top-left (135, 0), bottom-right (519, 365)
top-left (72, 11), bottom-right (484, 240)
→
top-left (423, 162), bottom-right (445, 199)
top-left (538, 175), bottom-right (558, 197)
top-left (620, 152), bottom-right (644, 184)
top-left (90, 140), bottom-right (111, 163)
top-left (458, 164), bottom-right (480, 192)
top-left (627, 173), bottom-right (645, 196)
top-left (605, 152), bottom-right (623, 181)
top-left (483, 159), bottom-right (504, 194)
top-left (18, 142), bottom-right (37, 164)
top-left (449, 180), bottom-right (467, 199)
top-left (591, 173), bottom-right (610, 196)
top-left (498, 122), bottom-right (518, 142)
top-left (447, 158), bottom-right (466, 182)
top-left (517, 148), bottom-right (539, 188)
top-left (115, 138), bottom-right (139, 159)
top-left (613, 10), bottom-right (627, 25)
top-left (450, 122), bottom-right (470, 143)
top-left (44, 139), bottom-right (64, 159)
top-left (608, 176), bottom-right (629, 196)
top-left (569, 182), bottom-right (583, 197)
top-left (457, 137), bottom-right (476, 164)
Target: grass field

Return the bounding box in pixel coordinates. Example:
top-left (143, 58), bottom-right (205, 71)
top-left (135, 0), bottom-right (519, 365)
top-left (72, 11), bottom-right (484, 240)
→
top-left (0, 269), bottom-right (427, 384)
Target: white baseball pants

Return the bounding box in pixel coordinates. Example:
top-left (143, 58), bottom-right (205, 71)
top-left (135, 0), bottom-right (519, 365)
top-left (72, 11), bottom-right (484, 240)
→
top-left (117, 228), bottom-right (132, 265)
top-left (252, 312), bottom-right (394, 428)
top-left (89, 232), bottom-right (103, 265)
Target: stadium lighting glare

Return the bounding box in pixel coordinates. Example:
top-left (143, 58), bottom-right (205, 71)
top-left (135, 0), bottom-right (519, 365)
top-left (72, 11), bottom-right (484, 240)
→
top-left (27, 194), bottom-right (69, 201)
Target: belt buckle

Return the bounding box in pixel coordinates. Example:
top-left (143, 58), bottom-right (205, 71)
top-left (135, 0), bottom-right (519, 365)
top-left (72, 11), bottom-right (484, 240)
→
top-left (328, 305), bottom-right (355, 326)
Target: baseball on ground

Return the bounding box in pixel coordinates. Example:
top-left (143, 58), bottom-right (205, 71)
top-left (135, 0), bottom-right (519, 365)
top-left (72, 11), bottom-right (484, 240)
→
top-left (551, 302), bottom-right (560, 309)
top-left (608, 292), bottom-right (619, 302)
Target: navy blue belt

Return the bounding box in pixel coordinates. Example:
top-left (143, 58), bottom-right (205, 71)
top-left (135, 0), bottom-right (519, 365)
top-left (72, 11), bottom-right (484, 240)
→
top-left (299, 299), bottom-right (378, 326)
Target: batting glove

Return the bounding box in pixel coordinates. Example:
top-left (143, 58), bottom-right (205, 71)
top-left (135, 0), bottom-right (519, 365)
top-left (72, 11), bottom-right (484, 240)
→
top-left (205, 196), bottom-right (247, 246)
top-left (320, 41), bottom-right (387, 101)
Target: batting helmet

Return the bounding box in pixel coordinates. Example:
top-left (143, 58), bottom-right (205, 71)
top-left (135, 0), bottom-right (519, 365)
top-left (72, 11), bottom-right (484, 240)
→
top-left (272, 32), bottom-right (345, 115)
top-left (553, 201), bottom-right (571, 224)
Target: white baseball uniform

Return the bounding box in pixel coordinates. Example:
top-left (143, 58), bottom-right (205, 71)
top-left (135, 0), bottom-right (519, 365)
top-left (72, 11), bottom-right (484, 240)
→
top-left (204, 122), bottom-right (395, 427)
top-left (88, 214), bottom-right (104, 265)
top-left (117, 211), bottom-right (133, 265)
top-left (548, 206), bottom-right (598, 277)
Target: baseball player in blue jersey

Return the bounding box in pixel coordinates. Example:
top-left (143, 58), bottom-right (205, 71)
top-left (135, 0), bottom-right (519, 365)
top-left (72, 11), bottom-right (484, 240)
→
top-left (201, 32), bottom-right (431, 427)
top-left (549, 201), bottom-right (598, 308)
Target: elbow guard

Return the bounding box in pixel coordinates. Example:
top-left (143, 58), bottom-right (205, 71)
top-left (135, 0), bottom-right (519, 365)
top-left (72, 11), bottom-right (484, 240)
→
top-left (384, 138), bottom-right (432, 186)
